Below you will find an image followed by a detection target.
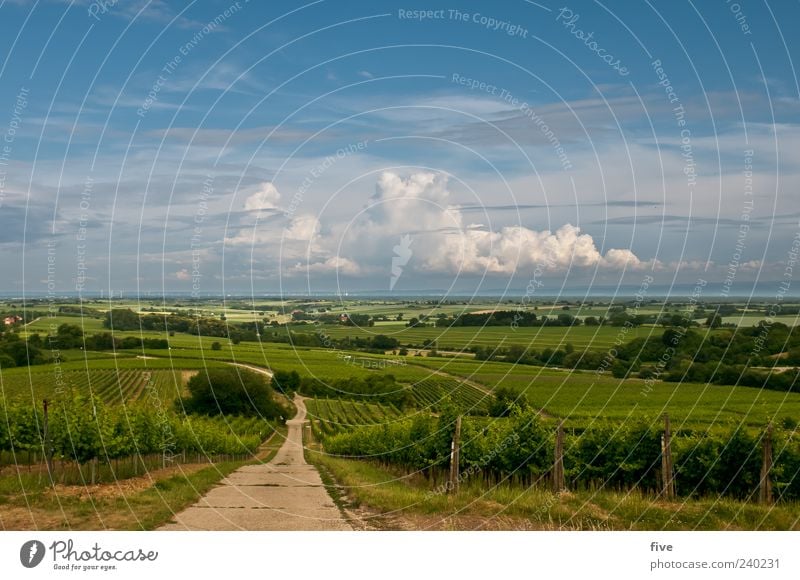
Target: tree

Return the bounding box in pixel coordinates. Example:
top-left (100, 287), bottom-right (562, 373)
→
top-left (211, 341), bottom-right (222, 351)
top-left (705, 312), bottom-right (723, 328)
top-left (371, 334), bottom-right (399, 350)
top-left (103, 308), bottom-right (139, 330)
top-left (55, 323), bottom-right (84, 349)
top-left (181, 368), bottom-right (286, 419)
top-left (272, 370), bottom-right (301, 395)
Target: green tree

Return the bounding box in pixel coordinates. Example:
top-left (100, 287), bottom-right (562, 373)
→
top-left (103, 308), bottom-right (140, 330)
top-left (181, 368), bottom-right (286, 419)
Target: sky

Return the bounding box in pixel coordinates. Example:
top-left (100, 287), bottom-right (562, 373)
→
top-left (0, 0), bottom-right (799, 297)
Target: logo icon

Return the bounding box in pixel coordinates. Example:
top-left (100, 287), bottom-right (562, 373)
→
top-left (390, 234), bottom-right (413, 291)
top-left (20, 540), bottom-right (46, 568)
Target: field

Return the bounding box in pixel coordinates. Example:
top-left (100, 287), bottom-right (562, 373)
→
top-left (407, 358), bottom-right (800, 428)
top-left (290, 323), bottom-right (666, 351)
top-left (0, 366), bottom-right (189, 405)
top-left (2, 297), bottom-right (800, 531)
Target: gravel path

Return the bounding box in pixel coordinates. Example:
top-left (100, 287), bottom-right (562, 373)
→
top-left (159, 395), bottom-right (351, 531)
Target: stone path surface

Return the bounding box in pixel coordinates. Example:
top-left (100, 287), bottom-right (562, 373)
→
top-left (160, 395), bottom-right (352, 530)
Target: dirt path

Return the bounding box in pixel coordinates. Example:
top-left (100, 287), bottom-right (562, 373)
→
top-left (159, 395), bottom-right (351, 531)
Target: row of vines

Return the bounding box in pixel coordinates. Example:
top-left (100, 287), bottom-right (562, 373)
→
top-left (408, 376), bottom-right (489, 415)
top-left (323, 409), bottom-right (800, 501)
top-left (0, 396), bottom-right (272, 465)
top-left (306, 398), bottom-right (403, 438)
top-left (0, 369), bottom-right (184, 405)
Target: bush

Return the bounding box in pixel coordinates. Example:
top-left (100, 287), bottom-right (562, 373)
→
top-left (211, 341), bottom-right (222, 351)
top-left (180, 368), bottom-right (287, 419)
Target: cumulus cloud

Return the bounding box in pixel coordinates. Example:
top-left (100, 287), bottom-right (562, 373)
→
top-left (230, 171), bottom-right (648, 280)
top-left (294, 256), bottom-right (362, 275)
top-left (244, 182), bottom-right (281, 212)
top-left (175, 268), bottom-right (191, 281)
top-left (322, 171), bottom-right (647, 276)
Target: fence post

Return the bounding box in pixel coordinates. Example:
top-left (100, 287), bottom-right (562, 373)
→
top-left (448, 415), bottom-right (462, 494)
top-left (661, 413), bottom-right (675, 500)
top-left (759, 423), bottom-right (773, 505)
top-left (553, 420), bottom-right (565, 493)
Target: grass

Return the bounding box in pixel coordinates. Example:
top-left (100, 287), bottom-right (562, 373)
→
top-left (290, 323), bottom-right (670, 351)
top-left (311, 454), bottom-right (800, 530)
top-left (0, 425), bottom-right (287, 530)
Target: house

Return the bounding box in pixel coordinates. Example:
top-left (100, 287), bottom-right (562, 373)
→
top-left (3, 315), bottom-right (22, 326)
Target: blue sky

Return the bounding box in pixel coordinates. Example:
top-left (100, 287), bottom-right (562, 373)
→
top-left (1, 0), bottom-right (799, 296)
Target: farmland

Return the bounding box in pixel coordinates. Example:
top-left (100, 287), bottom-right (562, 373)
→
top-left (1, 296), bottom-right (799, 530)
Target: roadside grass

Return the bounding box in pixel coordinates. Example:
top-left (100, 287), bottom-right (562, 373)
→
top-left (312, 454), bottom-right (800, 531)
top-left (0, 425), bottom-right (287, 531)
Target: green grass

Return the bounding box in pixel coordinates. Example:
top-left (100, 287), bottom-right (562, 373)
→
top-left (406, 357), bottom-right (800, 428)
top-left (290, 323), bottom-right (698, 351)
top-left (311, 453), bottom-right (800, 530)
top-left (23, 315), bottom-right (106, 334)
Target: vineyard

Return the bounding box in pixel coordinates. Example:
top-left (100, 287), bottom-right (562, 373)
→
top-left (306, 398), bottom-right (403, 438)
top-left (407, 375), bottom-right (490, 414)
top-left (0, 394), bottom-right (277, 484)
top-left (323, 410), bottom-right (800, 502)
top-left (0, 368), bottom-right (191, 405)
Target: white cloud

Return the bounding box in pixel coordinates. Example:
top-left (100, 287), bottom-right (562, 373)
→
top-left (244, 182), bottom-right (281, 212)
top-left (302, 171), bottom-right (647, 277)
top-left (285, 215), bottom-right (320, 241)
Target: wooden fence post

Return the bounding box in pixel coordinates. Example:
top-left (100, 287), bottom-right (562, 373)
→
top-left (661, 414), bottom-right (675, 500)
top-left (448, 415), bottom-right (462, 494)
top-left (759, 423), bottom-right (773, 505)
top-left (553, 420), bottom-right (565, 493)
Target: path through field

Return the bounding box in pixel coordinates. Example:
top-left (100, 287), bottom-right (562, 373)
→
top-left (160, 394), bottom-right (351, 531)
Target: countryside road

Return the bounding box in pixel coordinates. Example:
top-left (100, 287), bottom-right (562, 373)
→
top-left (160, 391), bottom-right (352, 530)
